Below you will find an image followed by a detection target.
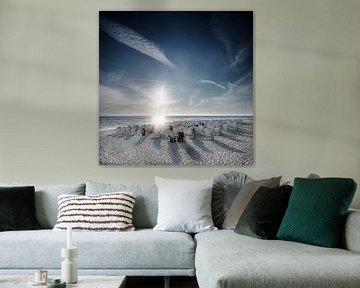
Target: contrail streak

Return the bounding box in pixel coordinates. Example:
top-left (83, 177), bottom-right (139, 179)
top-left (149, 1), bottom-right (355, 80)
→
top-left (197, 80), bottom-right (227, 90)
top-left (100, 16), bottom-right (177, 69)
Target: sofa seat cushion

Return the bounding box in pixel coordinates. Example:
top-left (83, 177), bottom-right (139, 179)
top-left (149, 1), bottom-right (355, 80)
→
top-left (195, 230), bottom-right (360, 288)
top-left (0, 229), bottom-right (195, 270)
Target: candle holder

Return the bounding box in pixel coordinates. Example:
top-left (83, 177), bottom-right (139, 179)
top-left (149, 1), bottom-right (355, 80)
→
top-left (61, 247), bottom-right (78, 284)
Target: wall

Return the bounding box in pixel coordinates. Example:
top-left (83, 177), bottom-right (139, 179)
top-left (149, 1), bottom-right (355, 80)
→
top-left (0, 0), bottom-right (359, 207)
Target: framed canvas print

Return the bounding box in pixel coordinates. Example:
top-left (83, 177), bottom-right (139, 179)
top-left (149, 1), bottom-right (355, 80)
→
top-left (99, 11), bottom-right (253, 166)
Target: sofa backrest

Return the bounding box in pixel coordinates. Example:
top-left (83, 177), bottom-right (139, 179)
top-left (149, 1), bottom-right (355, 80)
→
top-left (86, 181), bottom-right (158, 229)
top-left (0, 183), bottom-right (86, 229)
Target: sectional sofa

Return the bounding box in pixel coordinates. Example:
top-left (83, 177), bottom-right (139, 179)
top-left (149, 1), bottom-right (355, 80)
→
top-left (0, 180), bottom-right (360, 288)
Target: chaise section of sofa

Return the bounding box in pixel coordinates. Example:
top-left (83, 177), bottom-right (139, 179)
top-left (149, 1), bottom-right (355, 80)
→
top-left (195, 210), bottom-right (360, 288)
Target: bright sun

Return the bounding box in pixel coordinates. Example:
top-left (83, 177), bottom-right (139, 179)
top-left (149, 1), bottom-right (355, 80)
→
top-left (151, 86), bottom-right (168, 127)
top-left (152, 114), bottom-right (167, 126)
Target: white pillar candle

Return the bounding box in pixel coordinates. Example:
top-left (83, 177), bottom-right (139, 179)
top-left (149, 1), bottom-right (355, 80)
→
top-left (67, 225), bottom-right (72, 249)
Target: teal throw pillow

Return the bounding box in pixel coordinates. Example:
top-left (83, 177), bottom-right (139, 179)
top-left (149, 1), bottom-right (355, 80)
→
top-left (277, 178), bottom-right (357, 247)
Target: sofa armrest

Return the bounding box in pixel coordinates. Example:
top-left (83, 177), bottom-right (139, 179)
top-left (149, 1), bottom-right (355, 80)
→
top-left (342, 209), bottom-right (360, 253)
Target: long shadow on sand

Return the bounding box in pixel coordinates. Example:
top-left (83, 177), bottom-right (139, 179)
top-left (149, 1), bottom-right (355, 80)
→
top-left (222, 129), bottom-right (253, 141)
top-left (168, 142), bottom-right (181, 165)
top-left (124, 135), bottom-right (133, 140)
top-left (191, 137), bottom-right (212, 153)
top-left (212, 139), bottom-right (245, 153)
top-left (236, 125), bottom-right (253, 137)
top-left (220, 132), bottom-right (241, 142)
top-left (181, 143), bottom-right (202, 162)
top-left (109, 132), bottom-right (126, 138)
top-left (152, 136), bottom-right (162, 150)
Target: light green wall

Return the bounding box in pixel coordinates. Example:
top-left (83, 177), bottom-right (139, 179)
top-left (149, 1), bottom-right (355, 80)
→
top-left (0, 0), bottom-right (359, 207)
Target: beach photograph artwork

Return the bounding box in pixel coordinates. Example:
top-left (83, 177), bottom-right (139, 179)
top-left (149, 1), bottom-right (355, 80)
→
top-left (99, 11), bottom-right (253, 166)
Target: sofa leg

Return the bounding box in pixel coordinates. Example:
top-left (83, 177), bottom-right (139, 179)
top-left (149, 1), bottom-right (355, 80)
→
top-left (164, 276), bottom-right (170, 288)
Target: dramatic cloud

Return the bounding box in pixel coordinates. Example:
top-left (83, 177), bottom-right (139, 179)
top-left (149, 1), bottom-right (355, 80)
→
top-left (100, 85), bottom-right (154, 116)
top-left (99, 12), bottom-right (253, 116)
top-left (100, 67), bottom-right (253, 116)
top-left (99, 85), bottom-right (127, 115)
top-left (100, 16), bottom-right (177, 69)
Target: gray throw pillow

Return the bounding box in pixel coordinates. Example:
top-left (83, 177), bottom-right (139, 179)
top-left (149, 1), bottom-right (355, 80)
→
top-left (212, 171), bottom-right (251, 228)
top-left (222, 176), bottom-right (281, 230)
top-left (153, 177), bottom-right (217, 233)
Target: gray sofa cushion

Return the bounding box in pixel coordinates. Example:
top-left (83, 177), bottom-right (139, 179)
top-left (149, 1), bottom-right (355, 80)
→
top-left (195, 230), bottom-right (360, 288)
top-left (86, 182), bottom-right (158, 229)
top-left (0, 183), bottom-right (85, 228)
top-left (0, 229), bottom-right (195, 271)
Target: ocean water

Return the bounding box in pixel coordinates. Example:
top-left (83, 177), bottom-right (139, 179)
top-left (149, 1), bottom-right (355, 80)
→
top-left (99, 115), bottom-right (253, 131)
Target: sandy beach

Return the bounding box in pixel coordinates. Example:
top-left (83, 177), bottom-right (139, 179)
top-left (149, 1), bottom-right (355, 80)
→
top-left (99, 120), bottom-right (253, 166)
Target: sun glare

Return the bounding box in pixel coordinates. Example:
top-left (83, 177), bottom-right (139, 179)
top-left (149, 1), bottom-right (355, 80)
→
top-left (151, 86), bottom-right (168, 127)
top-left (154, 86), bottom-right (166, 107)
top-left (152, 114), bottom-right (167, 126)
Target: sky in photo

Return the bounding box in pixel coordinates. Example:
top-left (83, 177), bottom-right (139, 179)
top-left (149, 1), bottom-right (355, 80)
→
top-left (99, 11), bottom-right (253, 117)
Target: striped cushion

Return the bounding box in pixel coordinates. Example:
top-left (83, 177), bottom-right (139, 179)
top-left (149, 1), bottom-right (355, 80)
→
top-left (53, 192), bottom-right (136, 232)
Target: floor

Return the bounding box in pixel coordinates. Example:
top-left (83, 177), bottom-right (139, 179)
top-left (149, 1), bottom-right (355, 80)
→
top-left (126, 276), bottom-right (199, 288)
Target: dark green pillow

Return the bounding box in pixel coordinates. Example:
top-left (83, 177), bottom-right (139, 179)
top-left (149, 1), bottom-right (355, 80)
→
top-left (277, 178), bottom-right (357, 247)
top-left (0, 186), bottom-right (41, 231)
top-left (235, 185), bottom-right (292, 239)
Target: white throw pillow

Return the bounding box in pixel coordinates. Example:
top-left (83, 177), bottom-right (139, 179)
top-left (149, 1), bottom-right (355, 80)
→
top-left (53, 192), bottom-right (135, 231)
top-left (153, 177), bottom-right (217, 233)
